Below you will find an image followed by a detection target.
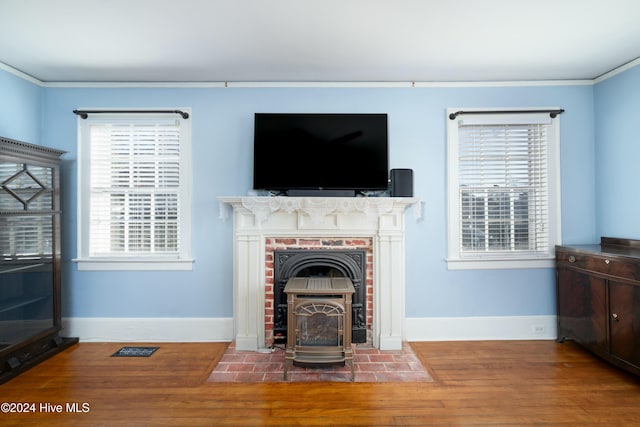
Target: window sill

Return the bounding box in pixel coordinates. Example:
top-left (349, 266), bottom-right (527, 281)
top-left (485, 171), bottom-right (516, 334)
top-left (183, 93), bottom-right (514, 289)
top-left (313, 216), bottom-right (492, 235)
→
top-left (446, 257), bottom-right (555, 270)
top-left (72, 258), bottom-right (194, 271)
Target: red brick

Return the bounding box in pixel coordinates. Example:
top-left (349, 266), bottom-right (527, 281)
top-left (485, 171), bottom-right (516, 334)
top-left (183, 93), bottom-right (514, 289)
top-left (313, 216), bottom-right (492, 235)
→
top-left (356, 362), bottom-right (387, 372)
top-left (369, 354), bottom-right (395, 363)
top-left (275, 238), bottom-right (296, 245)
top-left (299, 239), bottom-right (321, 246)
top-left (321, 239), bottom-right (344, 246)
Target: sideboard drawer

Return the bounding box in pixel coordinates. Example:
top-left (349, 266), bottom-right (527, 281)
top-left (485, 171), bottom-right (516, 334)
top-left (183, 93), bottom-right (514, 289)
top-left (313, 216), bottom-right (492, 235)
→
top-left (607, 258), bottom-right (640, 282)
top-left (557, 249), bottom-right (640, 283)
top-left (557, 250), bottom-right (607, 273)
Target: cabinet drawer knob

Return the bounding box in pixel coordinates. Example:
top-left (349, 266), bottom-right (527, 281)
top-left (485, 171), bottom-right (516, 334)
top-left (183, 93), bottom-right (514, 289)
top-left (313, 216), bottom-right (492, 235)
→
top-left (605, 259), bottom-right (610, 265)
top-left (612, 313), bottom-right (619, 321)
top-left (568, 255), bottom-right (576, 263)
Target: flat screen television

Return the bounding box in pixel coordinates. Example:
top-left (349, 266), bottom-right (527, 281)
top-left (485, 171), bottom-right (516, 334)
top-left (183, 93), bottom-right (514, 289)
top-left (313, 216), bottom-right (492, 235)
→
top-left (253, 113), bottom-right (388, 196)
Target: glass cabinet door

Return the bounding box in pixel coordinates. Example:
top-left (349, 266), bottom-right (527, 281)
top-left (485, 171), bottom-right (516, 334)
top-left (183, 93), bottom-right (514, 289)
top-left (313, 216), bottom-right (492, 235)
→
top-left (0, 161), bottom-right (57, 348)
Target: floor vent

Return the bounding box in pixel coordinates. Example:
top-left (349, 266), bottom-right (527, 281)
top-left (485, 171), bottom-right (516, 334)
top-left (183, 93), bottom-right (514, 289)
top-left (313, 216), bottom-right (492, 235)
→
top-left (111, 346), bottom-right (159, 357)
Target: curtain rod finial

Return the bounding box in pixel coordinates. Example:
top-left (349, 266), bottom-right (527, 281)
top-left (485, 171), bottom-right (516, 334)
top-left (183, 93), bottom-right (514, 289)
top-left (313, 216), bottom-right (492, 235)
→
top-left (549, 109), bottom-right (565, 118)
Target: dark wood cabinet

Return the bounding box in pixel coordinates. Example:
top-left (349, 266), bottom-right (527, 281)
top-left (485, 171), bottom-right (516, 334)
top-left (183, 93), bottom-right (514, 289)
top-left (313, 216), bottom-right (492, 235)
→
top-left (556, 267), bottom-right (607, 350)
top-left (557, 237), bottom-right (640, 376)
top-left (0, 136), bottom-right (77, 384)
top-left (608, 280), bottom-right (640, 367)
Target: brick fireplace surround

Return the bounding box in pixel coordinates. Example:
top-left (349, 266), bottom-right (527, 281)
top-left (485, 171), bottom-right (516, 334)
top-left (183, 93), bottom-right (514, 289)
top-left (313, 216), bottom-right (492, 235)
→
top-left (266, 237), bottom-right (373, 347)
top-left (219, 196), bottom-right (420, 351)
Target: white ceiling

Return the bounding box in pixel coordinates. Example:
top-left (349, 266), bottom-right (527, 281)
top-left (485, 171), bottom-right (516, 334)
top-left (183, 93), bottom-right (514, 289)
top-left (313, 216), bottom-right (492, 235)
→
top-left (1, 0), bottom-right (640, 83)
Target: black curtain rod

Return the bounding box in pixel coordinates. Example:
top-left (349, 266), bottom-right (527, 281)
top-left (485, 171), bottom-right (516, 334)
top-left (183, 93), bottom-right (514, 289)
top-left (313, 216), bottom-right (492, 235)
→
top-left (448, 109), bottom-right (564, 120)
top-left (73, 109), bottom-right (189, 119)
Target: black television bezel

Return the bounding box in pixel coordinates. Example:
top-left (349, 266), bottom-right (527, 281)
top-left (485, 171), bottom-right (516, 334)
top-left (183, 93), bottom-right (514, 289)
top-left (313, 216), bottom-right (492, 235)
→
top-left (252, 113), bottom-right (389, 194)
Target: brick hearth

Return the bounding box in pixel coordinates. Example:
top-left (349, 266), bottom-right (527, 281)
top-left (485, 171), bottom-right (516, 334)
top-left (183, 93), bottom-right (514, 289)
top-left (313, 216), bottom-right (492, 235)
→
top-left (208, 342), bottom-right (432, 383)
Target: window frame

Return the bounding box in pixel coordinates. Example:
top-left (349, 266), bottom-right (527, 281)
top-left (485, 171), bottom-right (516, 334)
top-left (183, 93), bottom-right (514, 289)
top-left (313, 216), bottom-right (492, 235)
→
top-left (74, 110), bottom-right (193, 271)
top-left (445, 107), bottom-right (562, 270)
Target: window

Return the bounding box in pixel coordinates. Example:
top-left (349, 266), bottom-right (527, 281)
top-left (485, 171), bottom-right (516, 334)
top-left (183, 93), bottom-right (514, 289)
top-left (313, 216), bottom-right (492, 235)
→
top-left (75, 111), bottom-right (193, 270)
top-left (446, 108), bottom-right (561, 270)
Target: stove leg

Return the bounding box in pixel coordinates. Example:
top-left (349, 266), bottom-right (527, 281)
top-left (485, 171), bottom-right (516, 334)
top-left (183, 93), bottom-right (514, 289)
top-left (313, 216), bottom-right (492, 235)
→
top-left (284, 358), bottom-right (292, 380)
top-left (346, 359), bottom-right (355, 381)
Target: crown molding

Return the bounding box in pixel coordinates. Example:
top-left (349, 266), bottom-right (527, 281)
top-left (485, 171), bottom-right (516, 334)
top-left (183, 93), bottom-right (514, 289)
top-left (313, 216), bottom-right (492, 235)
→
top-left (44, 81), bottom-right (227, 88)
top-left (412, 80), bottom-right (592, 88)
top-left (0, 62), bottom-right (44, 86)
top-left (593, 57), bottom-right (640, 84)
top-left (2, 59), bottom-right (639, 88)
top-left (39, 79), bottom-right (593, 89)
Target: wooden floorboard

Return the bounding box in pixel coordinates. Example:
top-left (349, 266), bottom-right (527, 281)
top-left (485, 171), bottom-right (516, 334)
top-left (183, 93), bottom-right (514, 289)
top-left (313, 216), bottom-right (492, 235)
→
top-left (1, 340), bottom-right (639, 426)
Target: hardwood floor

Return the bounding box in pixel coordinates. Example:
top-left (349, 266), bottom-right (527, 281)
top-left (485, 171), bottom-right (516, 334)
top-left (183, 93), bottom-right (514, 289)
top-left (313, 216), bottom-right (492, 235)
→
top-left (1, 340), bottom-right (639, 426)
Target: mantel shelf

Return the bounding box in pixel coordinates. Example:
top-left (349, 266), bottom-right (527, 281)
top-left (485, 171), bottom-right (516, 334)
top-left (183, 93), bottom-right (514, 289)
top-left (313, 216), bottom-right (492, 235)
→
top-left (218, 196), bottom-right (421, 224)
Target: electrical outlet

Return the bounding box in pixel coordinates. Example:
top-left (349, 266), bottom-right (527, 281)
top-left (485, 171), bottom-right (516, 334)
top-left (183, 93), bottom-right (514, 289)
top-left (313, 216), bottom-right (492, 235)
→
top-left (532, 324), bottom-right (546, 334)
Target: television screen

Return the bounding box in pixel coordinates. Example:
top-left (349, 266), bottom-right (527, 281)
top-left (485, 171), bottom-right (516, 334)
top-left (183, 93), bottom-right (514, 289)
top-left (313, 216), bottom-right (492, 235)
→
top-left (253, 113), bottom-right (388, 194)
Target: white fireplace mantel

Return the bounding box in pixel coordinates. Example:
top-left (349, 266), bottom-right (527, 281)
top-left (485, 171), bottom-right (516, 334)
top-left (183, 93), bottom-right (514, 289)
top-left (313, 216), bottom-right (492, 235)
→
top-left (218, 196), bottom-right (420, 351)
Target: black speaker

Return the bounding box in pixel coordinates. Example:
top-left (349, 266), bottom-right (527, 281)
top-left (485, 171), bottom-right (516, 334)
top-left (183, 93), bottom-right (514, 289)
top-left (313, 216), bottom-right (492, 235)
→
top-left (390, 169), bottom-right (413, 197)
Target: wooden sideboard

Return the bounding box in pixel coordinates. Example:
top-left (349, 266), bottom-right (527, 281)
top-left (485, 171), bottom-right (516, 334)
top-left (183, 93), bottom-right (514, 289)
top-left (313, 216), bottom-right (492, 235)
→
top-left (556, 237), bottom-right (640, 376)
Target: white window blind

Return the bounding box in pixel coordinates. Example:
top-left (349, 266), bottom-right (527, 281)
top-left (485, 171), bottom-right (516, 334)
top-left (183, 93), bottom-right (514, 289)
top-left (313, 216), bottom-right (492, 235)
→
top-left (89, 122), bottom-right (181, 256)
top-left (75, 111), bottom-right (193, 271)
top-left (458, 123), bottom-right (548, 254)
top-left (446, 108), bottom-right (561, 270)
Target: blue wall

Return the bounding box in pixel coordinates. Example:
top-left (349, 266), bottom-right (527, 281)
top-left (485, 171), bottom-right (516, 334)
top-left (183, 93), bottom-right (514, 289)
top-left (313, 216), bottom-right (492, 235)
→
top-left (594, 66), bottom-right (640, 239)
top-left (0, 69), bottom-right (42, 143)
top-left (2, 67), bottom-right (613, 322)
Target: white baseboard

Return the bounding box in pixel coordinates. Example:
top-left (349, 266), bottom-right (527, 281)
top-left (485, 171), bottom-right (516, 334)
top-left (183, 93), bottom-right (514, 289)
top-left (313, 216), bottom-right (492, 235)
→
top-left (405, 315), bottom-right (557, 341)
top-left (61, 317), bottom-right (234, 342)
top-left (377, 335), bottom-right (404, 350)
top-left (61, 315), bottom-right (556, 343)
